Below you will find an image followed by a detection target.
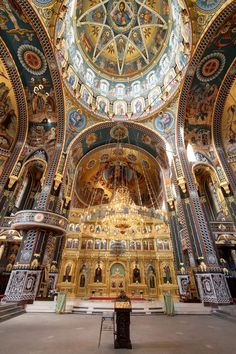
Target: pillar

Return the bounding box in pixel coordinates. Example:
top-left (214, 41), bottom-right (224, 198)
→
top-left (3, 211), bottom-right (68, 303)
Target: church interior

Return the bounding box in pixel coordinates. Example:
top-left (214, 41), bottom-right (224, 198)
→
top-left (0, 0), bottom-right (236, 329)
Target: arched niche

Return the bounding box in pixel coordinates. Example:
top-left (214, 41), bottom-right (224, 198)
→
top-left (11, 157), bottom-right (47, 213)
top-left (192, 163), bottom-right (229, 221)
top-left (63, 121), bottom-right (171, 208)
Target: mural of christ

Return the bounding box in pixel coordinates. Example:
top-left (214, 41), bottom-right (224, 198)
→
top-left (112, 2), bottom-right (132, 27)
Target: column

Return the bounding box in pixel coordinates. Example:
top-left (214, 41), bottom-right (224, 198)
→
top-left (3, 211), bottom-right (68, 303)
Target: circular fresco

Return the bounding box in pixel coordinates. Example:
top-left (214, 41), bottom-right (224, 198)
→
top-left (67, 108), bottom-right (86, 132)
top-left (196, 0), bottom-right (221, 12)
top-left (87, 159), bottom-right (96, 169)
top-left (17, 45), bottom-right (47, 76)
top-left (33, 0), bottom-right (55, 5)
top-left (154, 111), bottom-right (175, 133)
top-left (110, 124), bottom-right (128, 140)
top-left (196, 53), bottom-right (225, 82)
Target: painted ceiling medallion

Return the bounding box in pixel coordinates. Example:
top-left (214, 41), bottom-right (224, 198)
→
top-left (110, 124), bottom-right (129, 140)
top-left (77, 0), bottom-right (168, 78)
top-left (196, 0), bottom-right (221, 12)
top-left (196, 53), bottom-right (225, 82)
top-left (17, 44), bottom-right (47, 76)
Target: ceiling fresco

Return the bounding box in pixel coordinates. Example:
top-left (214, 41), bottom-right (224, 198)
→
top-left (68, 123), bottom-right (169, 171)
top-left (182, 10), bottom-right (236, 161)
top-left (73, 145), bottom-right (162, 208)
top-left (0, 0), bottom-right (58, 160)
top-left (0, 56), bottom-right (18, 152)
top-left (76, 0), bottom-right (169, 79)
top-left (0, 2), bottom-right (53, 91)
top-left (195, 0), bottom-right (222, 12)
top-left (55, 0), bottom-right (192, 120)
top-left (222, 79), bottom-right (236, 170)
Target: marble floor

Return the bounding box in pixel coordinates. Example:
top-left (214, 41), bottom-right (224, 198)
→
top-left (0, 313), bottom-right (235, 354)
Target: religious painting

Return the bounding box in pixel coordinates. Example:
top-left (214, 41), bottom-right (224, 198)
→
top-left (195, 0), bottom-right (221, 11)
top-left (85, 68), bottom-right (95, 87)
top-left (110, 124), bottom-right (128, 140)
top-left (110, 263), bottom-right (125, 276)
top-left (0, 66), bottom-right (18, 151)
top-left (57, 0), bottom-right (192, 118)
top-left (154, 111), bottom-right (175, 134)
top-left (86, 159), bottom-right (96, 169)
top-left (95, 240), bottom-right (100, 250)
top-left (101, 240), bottom-right (107, 250)
top-left (69, 223), bottom-right (75, 232)
top-left (147, 71), bottom-right (157, 88)
top-left (63, 262), bottom-right (73, 282)
top-left (176, 42), bottom-right (187, 71)
top-left (224, 105), bottom-right (236, 157)
top-left (72, 239), bottom-right (78, 249)
top-left (110, 1), bottom-right (133, 29)
top-left (148, 87), bottom-right (161, 108)
top-left (186, 83), bottom-right (218, 123)
top-left (28, 120), bottom-right (57, 147)
top-left (66, 238), bottom-right (72, 248)
top-left (131, 97), bottom-right (145, 115)
top-left (164, 68), bottom-right (176, 93)
top-left (222, 81), bottom-right (236, 159)
top-left (94, 262), bottom-right (103, 282)
top-left (96, 96), bottom-right (109, 114)
top-left (87, 240), bottom-right (93, 249)
top-left (110, 263), bottom-right (125, 289)
top-left (67, 108), bottom-right (86, 133)
top-left (86, 133), bottom-right (97, 146)
top-left (80, 85), bottom-right (92, 105)
top-left (0, 158), bottom-right (6, 175)
top-left (67, 66), bottom-right (78, 90)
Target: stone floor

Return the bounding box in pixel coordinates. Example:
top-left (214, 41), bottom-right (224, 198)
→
top-left (0, 313), bottom-right (235, 354)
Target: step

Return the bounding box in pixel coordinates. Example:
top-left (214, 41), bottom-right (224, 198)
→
top-left (25, 300), bottom-right (56, 313)
top-left (213, 311), bottom-right (236, 323)
top-left (0, 308), bottom-right (25, 323)
top-left (173, 303), bottom-right (212, 315)
top-left (0, 303), bottom-right (19, 311)
top-left (217, 305), bottom-right (236, 317)
top-left (72, 301), bottom-right (165, 315)
top-left (0, 306), bottom-right (23, 316)
top-left (212, 306), bottom-right (236, 322)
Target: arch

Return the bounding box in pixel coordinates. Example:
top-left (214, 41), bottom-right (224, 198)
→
top-left (192, 163), bottom-right (229, 220)
top-left (0, 38), bottom-right (28, 189)
top-left (2, 0), bottom-right (66, 209)
top-left (212, 62), bottom-right (236, 195)
top-left (67, 121), bottom-right (169, 164)
top-left (175, 2), bottom-right (236, 266)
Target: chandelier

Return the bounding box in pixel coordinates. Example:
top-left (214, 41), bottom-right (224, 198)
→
top-left (79, 186), bottom-right (166, 238)
top-left (76, 139), bottom-right (167, 238)
top-left (103, 186), bottom-right (142, 233)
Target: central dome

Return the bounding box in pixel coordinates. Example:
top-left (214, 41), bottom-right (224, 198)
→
top-left (56, 0), bottom-right (191, 120)
top-left (77, 0), bottom-right (168, 79)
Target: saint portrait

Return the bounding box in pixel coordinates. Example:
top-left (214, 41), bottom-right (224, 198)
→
top-left (155, 111), bottom-right (174, 133)
top-left (111, 2), bottom-right (132, 28)
top-left (68, 109), bottom-right (86, 133)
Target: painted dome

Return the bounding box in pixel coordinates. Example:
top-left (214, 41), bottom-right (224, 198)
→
top-left (56, 0), bottom-right (191, 120)
top-left (76, 0), bottom-right (169, 79)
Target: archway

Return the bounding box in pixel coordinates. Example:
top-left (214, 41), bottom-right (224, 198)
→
top-left (56, 122), bottom-right (178, 299)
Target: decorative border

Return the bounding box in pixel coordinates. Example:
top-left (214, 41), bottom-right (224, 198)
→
top-left (11, 210), bottom-right (68, 233)
top-left (175, 2), bottom-right (236, 265)
top-left (213, 61), bottom-right (236, 194)
top-left (0, 39), bottom-right (28, 189)
top-left (17, 0), bottom-right (66, 209)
